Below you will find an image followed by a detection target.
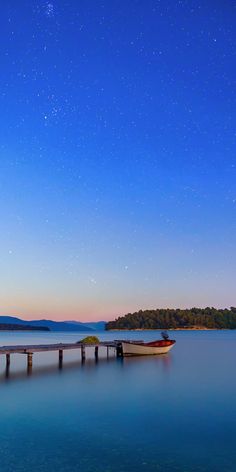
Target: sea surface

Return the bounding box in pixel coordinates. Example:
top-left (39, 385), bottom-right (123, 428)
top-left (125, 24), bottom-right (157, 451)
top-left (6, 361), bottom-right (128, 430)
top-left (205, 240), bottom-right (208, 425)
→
top-left (0, 329), bottom-right (235, 472)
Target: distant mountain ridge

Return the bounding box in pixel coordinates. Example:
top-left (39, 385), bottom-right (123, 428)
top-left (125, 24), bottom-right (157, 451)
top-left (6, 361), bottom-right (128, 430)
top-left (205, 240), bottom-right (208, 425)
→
top-left (66, 321), bottom-right (106, 331)
top-left (0, 316), bottom-right (105, 332)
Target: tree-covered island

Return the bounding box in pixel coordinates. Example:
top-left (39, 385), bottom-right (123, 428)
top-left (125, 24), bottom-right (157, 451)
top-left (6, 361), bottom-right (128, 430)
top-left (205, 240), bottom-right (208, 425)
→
top-left (0, 324), bottom-right (50, 331)
top-left (106, 307), bottom-right (236, 330)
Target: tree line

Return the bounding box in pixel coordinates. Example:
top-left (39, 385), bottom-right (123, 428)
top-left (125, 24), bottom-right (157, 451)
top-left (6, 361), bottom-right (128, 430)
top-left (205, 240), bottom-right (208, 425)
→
top-left (106, 307), bottom-right (236, 330)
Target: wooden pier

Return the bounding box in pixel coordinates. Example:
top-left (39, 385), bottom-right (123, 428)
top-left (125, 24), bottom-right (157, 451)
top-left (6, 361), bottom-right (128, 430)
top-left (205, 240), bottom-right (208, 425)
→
top-left (0, 340), bottom-right (141, 370)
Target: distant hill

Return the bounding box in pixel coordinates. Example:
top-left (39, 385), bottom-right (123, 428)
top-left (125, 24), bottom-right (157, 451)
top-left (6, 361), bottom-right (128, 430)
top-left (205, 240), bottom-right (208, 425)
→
top-left (67, 321), bottom-right (106, 331)
top-left (106, 307), bottom-right (236, 330)
top-left (85, 321), bottom-right (106, 330)
top-left (0, 323), bottom-right (49, 331)
top-left (0, 316), bottom-right (93, 332)
top-left (0, 316), bottom-right (106, 332)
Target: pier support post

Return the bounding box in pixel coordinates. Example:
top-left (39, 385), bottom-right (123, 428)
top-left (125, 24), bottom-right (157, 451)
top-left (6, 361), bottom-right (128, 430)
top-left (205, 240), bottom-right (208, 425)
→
top-left (6, 353), bottom-right (10, 367)
top-left (107, 346), bottom-right (109, 358)
top-left (95, 346), bottom-right (98, 361)
top-left (81, 345), bottom-right (85, 362)
top-left (116, 344), bottom-right (123, 358)
top-left (59, 349), bottom-right (63, 368)
top-left (27, 353), bottom-right (33, 368)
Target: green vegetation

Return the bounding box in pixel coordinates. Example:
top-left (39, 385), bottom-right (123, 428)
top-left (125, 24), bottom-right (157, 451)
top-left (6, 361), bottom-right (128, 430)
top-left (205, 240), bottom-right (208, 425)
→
top-left (80, 335), bottom-right (100, 344)
top-left (106, 307), bottom-right (236, 330)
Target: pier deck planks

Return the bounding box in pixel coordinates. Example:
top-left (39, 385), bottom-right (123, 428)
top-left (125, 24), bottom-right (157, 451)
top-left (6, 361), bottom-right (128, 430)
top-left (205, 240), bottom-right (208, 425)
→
top-left (0, 341), bottom-right (116, 355)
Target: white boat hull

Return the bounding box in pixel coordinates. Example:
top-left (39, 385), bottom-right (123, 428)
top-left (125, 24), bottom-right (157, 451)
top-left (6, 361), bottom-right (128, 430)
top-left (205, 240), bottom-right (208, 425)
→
top-left (121, 341), bottom-right (174, 356)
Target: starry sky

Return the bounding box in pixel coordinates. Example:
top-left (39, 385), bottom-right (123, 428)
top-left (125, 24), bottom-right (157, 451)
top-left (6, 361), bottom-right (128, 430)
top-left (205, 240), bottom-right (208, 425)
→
top-left (0, 0), bottom-right (235, 321)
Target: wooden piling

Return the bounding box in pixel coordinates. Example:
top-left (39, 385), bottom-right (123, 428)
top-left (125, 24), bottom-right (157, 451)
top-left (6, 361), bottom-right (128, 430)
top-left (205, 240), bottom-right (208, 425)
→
top-left (27, 353), bottom-right (33, 368)
top-left (95, 346), bottom-right (98, 361)
top-left (81, 345), bottom-right (85, 362)
top-left (116, 344), bottom-right (123, 358)
top-left (59, 349), bottom-right (63, 368)
top-left (6, 353), bottom-right (10, 367)
top-left (107, 346), bottom-right (109, 358)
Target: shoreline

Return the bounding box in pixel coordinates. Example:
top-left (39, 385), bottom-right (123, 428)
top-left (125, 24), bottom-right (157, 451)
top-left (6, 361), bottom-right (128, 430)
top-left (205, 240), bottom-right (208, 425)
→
top-left (107, 327), bottom-right (228, 331)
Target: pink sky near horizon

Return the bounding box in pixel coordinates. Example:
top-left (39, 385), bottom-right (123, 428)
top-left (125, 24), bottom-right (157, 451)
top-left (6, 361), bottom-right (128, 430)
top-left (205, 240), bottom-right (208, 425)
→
top-left (0, 297), bottom-right (138, 322)
top-left (0, 305), bottom-right (121, 322)
top-left (1, 299), bottom-right (234, 323)
top-left (1, 241), bottom-right (235, 322)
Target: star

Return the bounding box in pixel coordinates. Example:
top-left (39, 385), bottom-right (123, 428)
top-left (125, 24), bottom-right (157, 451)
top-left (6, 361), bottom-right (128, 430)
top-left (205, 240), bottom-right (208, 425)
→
top-left (45, 2), bottom-right (54, 17)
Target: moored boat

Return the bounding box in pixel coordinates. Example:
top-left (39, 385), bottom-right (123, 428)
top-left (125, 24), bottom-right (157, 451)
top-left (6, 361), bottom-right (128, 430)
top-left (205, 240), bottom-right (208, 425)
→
top-left (121, 333), bottom-right (175, 356)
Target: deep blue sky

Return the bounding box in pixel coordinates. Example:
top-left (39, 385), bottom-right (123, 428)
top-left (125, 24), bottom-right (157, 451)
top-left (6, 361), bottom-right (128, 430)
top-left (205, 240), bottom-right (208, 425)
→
top-left (0, 1), bottom-right (235, 320)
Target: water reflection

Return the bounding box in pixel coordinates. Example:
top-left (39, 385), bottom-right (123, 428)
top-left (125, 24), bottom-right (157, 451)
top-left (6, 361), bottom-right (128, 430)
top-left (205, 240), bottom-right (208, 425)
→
top-left (0, 356), bottom-right (106, 383)
top-left (0, 351), bottom-right (172, 385)
top-left (5, 363), bottom-right (10, 379)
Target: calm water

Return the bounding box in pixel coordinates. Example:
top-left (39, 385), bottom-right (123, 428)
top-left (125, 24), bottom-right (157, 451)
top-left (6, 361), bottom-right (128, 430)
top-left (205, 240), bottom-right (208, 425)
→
top-left (0, 330), bottom-right (235, 472)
